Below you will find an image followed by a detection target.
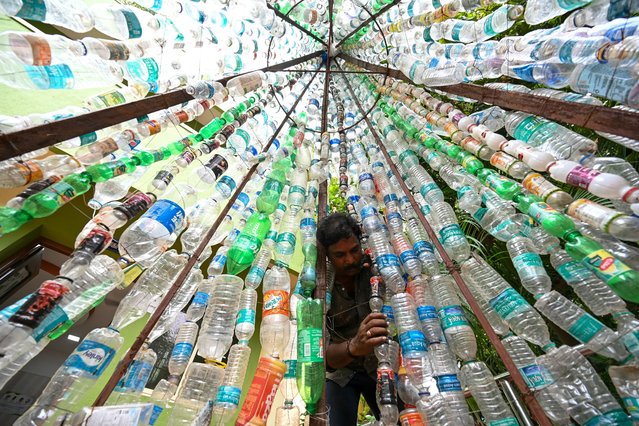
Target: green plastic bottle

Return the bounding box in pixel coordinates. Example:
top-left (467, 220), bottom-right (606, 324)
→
top-left (526, 202), bottom-right (576, 239)
top-left (22, 173), bottom-right (92, 218)
top-left (476, 169), bottom-right (521, 200)
top-left (296, 298), bottom-right (325, 414)
top-left (226, 212), bottom-right (272, 274)
top-left (0, 207), bottom-right (32, 235)
top-left (564, 232), bottom-right (639, 303)
top-left (256, 160), bottom-right (291, 214)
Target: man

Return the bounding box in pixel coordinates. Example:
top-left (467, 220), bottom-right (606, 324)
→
top-left (317, 213), bottom-right (389, 425)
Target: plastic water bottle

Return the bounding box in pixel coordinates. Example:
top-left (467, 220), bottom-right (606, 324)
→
top-left (430, 201), bottom-right (471, 263)
top-left (391, 231), bottom-right (422, 279)
top-left (569, 63), bottom-right (639, 108)
top-left (614, 311), bottom-right (639, 362)
top-left (0, 0), bottom-right (94, 33)
top-left (110, 344), bottom-right (157, 404)
top-left (235, 287), bottom-right (258, 342)
top-left (500, 334), bottom-right (570, 424)
top-left (0, 154), bottom-right (81, 188)
top-left (524, 0), bottom-right (593, 25)
top-left (198, 275), bottom-right (243, 361)
top-left (226, 71), bottom-right (266, 97)
top-left (459, 360), bottom-right (519, 425)
top-left (567, 199), bottom-right (639, 242)
top-left (430, 274), bottom-right (477, 361)
top-left (506, 236), bottom-right (552, 297)
top-left (15, 327), bottom-right (123, 425)
top-left (186, 279), bottom-right (216, 322)
top-left (275, 209), bottom-right (301, 267)
top-left (391, 292), bottom-right (433, 398)
top-left (609, 365), bottom-right (639, 423)
top-left (168, 322), bottom-right (199, 378)
top-left (245, 237), bottom-right (274, 289)
top-left (149, 379), bottom-right (177, 425)
top-left (405, 217), bottom-right (439, 276)
top-left (460, 257), bottom-right (551, 348)
top-left (428, 342), bottom-right (474, 425)
top-left (170, 362), bottom-right (225, 425)
top-left (397, 358), bottom-right (421, 407)
top-left (118, 183), bottom-right (197, 266)
top-left (407, 276), bottom-right (445, 343)
top-left (296, 298), bottom-right (324, 414)
top-left (260, 265), bottom-right (291, 359)
top-left (535, 291), bottom-right (629, 361)
top-left (526, 226), bottom-right (561, 255)
top-left (550, 250), bottom-right (626, 316)
top-left (211, 344), bottom-right (252, 425)
top-left (88, 166), bottom-right (147, 210)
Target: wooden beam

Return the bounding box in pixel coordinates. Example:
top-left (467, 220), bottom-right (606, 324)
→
top-left (267, 3), bottom-right (328, 46)
top-left (0, 50), bottom-right (325, 162)
top-left (338, 53), bottom-right (639, 141)
top-left (335, 0), bottom-right (402, 48)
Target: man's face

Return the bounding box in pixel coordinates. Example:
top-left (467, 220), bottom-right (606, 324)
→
top-left (327, 235), bottom-right (363, 278)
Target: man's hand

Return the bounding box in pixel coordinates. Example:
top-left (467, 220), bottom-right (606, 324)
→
top-left (350, 312), bottom-right (389, 357)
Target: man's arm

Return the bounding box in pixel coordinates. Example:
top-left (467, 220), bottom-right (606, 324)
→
top-left (326, 313), bottom-right (388, 370)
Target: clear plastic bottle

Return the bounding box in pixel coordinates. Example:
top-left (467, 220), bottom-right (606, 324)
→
top-left (226, 71), bottom-right (266, 97)
top-left (460, 257), bottom-right (551, 348)
top-left (391, 292), bottom-right (432, 398)
top-left (550, 250), bottom-right (626, 316)
top-left (88, 166), bottom-right (147, 210)
top-left (609, 365), bottom-right (639, 423)
top-left (0, 154), bottom-right (81, 188)
top-left (391, 231), bottom-right (422, 279)
top-left (260, 265), bottom-right (291, 359)
top-left (407, 276), bottom-right (445, 343)
top-left (168, 322), bottom-right (199, 378)
top-left (170, 362), bottom-right (225, 425)
top-left (405, 217), bottom-right (439, 276)
top-left (186, 279), bottom-right (216, 323)
top-left (149, 379), bottom-right (177, 425)
top-left (567, 199), bottom-right (639, 242)
top-left (430, 275), bottom-right (477, 361)
top-left (210, 344), bottom-right (252, 425)
top-left (245, 237), bottom-right (274, 289)
top-left (506, 236), bottom-right (552, 297)
top-left (0, 0), bottom-right (94, 33)
top-left (428, 342), bottom-right (474, 425)
top-left (430, 201), bottom-right (471, 263)
top-left (459, 360), bottom-right (519, 425)
top-left (198, 275), bottom-right (243, 361)
top-left (235, 287), bottom-right (258, 342)
top-left (614, 311), bottom-right (639, 362)
top-left (110, 344), bottom-right (157, 404)
top-left (526, 226), bottom-right (561, 255)
top-left (275, 209), bottom-right (302, 267)
top-left (534, 291), bottom-right (629, 361)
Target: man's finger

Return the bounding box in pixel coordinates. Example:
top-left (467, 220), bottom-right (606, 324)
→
top-left (367, 327), bottom-right (389, 337)
top-left (367, 319), bottom-right (389, 329)
top-left (369, 336), bottom-right (388, 346)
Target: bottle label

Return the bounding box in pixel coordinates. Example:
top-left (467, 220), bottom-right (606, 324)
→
top-left (64, 339), bottom-right (117, 376)
top-left (276, 231), bottom-right (296, 247)
top-left (298, 328), bottom-right (323, 362)
top-left (359, 173), bottom-right (373, 184)
top-left (607, 0), bottom-right (632, 19)
top-left (417, 305), bottom-right (438, 321)
top-left (121, 9), bottom-right (143, 38)
top-left (512, 252), bottom-right (545, 272)
top-left (237, 308), bottom-right (256, 325)
top-left (490, 152), bottom-right (517, 173)
top-left (435, 374), bottom-right (462, 392)
top-left (419, 182), bottom-right (439, 199)
top-left (399, 330), bottom-right (427, 356)
top-left (171, 342), bottom-right (193, 359)
top-left (263, 290), bottom-right (289, 317)
top-left (522, 173), bottom-right (557, 200)
top-left (381, 305), bottom-right (394, 320)
top-left (567, 199), bottom-right (620, 231)
top-left (520, 364), bottom-right (548, 390)
top-left (216, 385), bottom-right (242, 405)
top-left (248, 266), bottom-right (266, 282)
top-left (439, 224), bottom-right (464, 243)
top-left (376, 253), bottom-right (401, 269)
top-left (583, 414), bottom-right (608, 426)
top-left (623, 397), bottom-right (639, 420)
top-left (236, 357), bottom-right (286, 424)
top-left (438, 305), bottom-right (470, 330)
top-left (413, 240), bottom-right (434, 256)
top-left (116, 359), bottom-right (153, 392)
top-left (384, 193), bottom-right (398, 205)
top-left (79, 132), bottom-right (98, 146)
top-left (622, 330), bottom-right (639, 356)
top-left (150, 405), bottom-right (163, 425)
top-left (513, 116), bottom-right (546, 141)
top-left (141, 199), bottom-right (185, 235)
top-left (556, 261), bottom-right (583, 283)
top-left (566, 166), bottom-right (600, 190)
top-left (582, 249), bottom-right (631, 282)
top-left (376, 368), bottom-right (398, 405)
top-left (10, 280), bottom-right (69, 329)
top-left (17, 0), bottom-right (47, 20)
top-left (484, 14), bottom-right (496, 36)
top-left (556, 0), bottom-right (590, 10)
top-left (192, 291), bottom-right (209, 306)
top-left (489, 418), bottom-right (519, 426)
top-left (568, 314), bottom-right (605, 343)
top-left (399, 249), bottom-right (418, 266)
top-left (97, 91), bottom-right (126, 107)
top-left (451, 22), bottom-right (464, 41)
top-left (527, 202), bottom-right (557, 225)
top-left (489, 288), bottom-right (530, 321)
top-left (284, 359), bottom-right (297, 378)
top-left (31, 304), bottom-right (69, 341)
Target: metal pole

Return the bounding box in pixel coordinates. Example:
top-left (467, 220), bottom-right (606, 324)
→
top-left (335, 0), bottom-right (402, 48)
top-left (0, 50), bottom-right (325, 162)
top-left (267, 3), bottom-right (328, 47)
top-left (500, 379), bottom-right (535, 426)
top-left (340, 70), bottom-right (553, 426)
top-left (93, 69), bottom-right (320, 407)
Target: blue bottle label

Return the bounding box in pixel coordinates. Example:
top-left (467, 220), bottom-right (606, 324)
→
top-left (568, 314), bottom-right (605, 343)
top-left (27, 64), bottom-right (74, 89)
top-left (489, 418), bottom-right (520, 426)
top-left (32, 304), bottom-right (69, 341)
top-left (420, 182), bottom-right (440, 198)
top-left (399, 330), bottom-right (427, 356)
top-left (438, 305), bottom-right (469, 330)
top-left (376, 253), bottom-right (400, 269)
top-left (64, 339), bottom-right (117, 376)
top-left (149, 405), bottom-right (163, 425)
top-left (399, 249), bottom-right (418, 265)
top-left (520, 364), bottom-right (548, 390)
top-left (16, 0), bottom-right (47, 21)
top-left (121, 9), bottom-right (143, 38)
top-left (248, 266), bottom-right (266, 281)
top-left (237, 308), bottom-right (256, 325)
top-left (300, 217), bottom-right (317, 228)
top-left (141, 199), bottom-right (185, 235)
top-left (622, 330), bottom-right (639, 356)
top-left (216, 385), bottom-right (241, 405)
top-left (417, 305), bottom-right (438, 321)
top-left (451, 22), bottom-right (464, 41)
top-left (556, 0), bottom-right (590, 10)
top-left (607, 0), bottom-right (632, 20)
top-left (276, 231), bottom-right (296, 247)
top-left (512, 64), bottom-right (537, 83)
top-left (192, 291), bottom-right (209, 306)
top-left (217, 175), bottom-right (237, 194)
top-left (558, 40), bottom-right (577, 63)
top-left (439, 224), bottom-right (464, 243)
top-left (171, 342), bottom-right (194, 359)
top-left (360, 206), bottom-right (377, 219)
top-left (381, 305), bottom-right (394, 320)
top-left (116, 359), bottom-right (153, 392)
top-left (583, 414), bottom-right (609, 426)
top-left (436, 374), bottom-right (462, 392)
top-left (383, 193), bottom-right (398, 204)
top-left (414, 240), bottom-right (434, 255)
top-left (489, 288), bottom-right (530, 320)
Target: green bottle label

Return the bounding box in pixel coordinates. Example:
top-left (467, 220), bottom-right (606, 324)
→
top-left (438, 305), bottom-right (469, 330)
top-left (512, 252), bottom-right (545, 273)
top-left (622, 330), bottom-right (639, 356)
top-left (420, 182), bottom-right (440, 198)
top-left (513, 116), bottom-right (546, 142)
top-left (489, 418), bottom-right (520, 426)
top-left (489, 288), bottom-right (529, 320)
top-left (439, 224), bottom-right (464, 243)
top-left (582, 249), bottom-right (631, 283)
top-left (568, 314), bottom-right (605, 343)
top-left (451, 22), bottom-right (464, 41)
top-left (298, 328), bottom-right (323, 363)
top-left (556, 0), bottom-right (590, 10)
top-left (16, 0), bottom-right (47, 21)
top-left (121, 9), bottom-right (143, 38)
top-left (556, 261), bottom-right (583, 283)
top-left (622, 397), bottom-right (639, 421)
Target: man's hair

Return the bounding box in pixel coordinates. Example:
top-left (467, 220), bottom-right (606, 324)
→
top-left (317, 213), bottom-right (362, 248)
